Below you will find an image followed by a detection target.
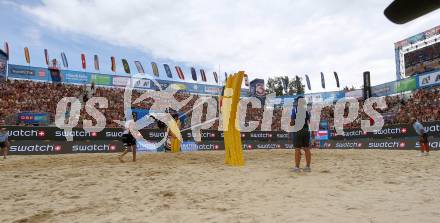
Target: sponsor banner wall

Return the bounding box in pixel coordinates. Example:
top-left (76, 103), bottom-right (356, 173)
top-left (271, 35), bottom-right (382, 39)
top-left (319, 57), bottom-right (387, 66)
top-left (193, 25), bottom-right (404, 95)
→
top-left (418, 70), bottom-right (440, 88)
top-left (6, 64), bottom-right (230, 95)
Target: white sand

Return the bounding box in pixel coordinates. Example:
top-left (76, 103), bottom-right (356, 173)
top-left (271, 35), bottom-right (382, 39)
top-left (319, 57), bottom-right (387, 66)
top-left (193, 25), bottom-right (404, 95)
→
top-left (0, 150), bottom-right (439, 223)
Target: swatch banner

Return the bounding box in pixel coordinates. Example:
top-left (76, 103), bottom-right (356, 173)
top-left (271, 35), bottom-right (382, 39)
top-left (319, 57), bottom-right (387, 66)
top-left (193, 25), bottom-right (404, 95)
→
top-left (321, 138), bottom-right (440, 150)
top-left (7, 140), bottom-right (124, 155)
top-left (2, 121), bottom-right (440, 142)
top-left (330, 121), bottom-right (440, 140)
top-left (7, 137), bottom-right (440, 155)
top-left (0, 126), bottom-right (292, 141)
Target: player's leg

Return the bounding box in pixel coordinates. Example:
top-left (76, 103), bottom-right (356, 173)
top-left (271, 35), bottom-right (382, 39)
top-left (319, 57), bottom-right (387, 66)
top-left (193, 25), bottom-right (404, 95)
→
top-left (423, 134), bottom-right (430, 155)
top-left (131, 145), bottom-right (136, 162)
top-left (304, 148), bottom-right (311, 168)
top-left (294, 148), bottom-right (301, 169)
top-left (1, 146), bottom-right (5, 159)
top-left (119, 146), bottom-right (129, 162)
top-left (1, 142), bottom-right (7, 159)
top-left (418, 136), bottom-right (425, 156)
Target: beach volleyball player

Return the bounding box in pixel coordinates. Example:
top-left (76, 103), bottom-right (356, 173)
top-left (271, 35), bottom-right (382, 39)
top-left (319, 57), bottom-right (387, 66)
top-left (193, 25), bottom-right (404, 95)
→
top-left (119, 120), bottom-right (137, 162)
top-left (291, 97), bottom-right (312, 172)
top-left (412, 118), bottom-right (430, 156)
top-left (0, 127), bottom-right (9, 160)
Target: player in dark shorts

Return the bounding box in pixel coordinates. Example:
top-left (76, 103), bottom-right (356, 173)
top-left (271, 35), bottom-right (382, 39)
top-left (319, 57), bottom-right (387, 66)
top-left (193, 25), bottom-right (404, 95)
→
top-left (119, 120), bottom-right (137, 162)
top-left (0, 127), bottom-right (9, 159)
top-left (412, 118), bottom-right (429, 156)
top-left (291, 97), bottom-right (312, 172)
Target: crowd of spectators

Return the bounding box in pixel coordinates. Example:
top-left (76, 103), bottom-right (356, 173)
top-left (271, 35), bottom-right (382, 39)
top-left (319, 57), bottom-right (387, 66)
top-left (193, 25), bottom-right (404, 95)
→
top-left (1, 79), bottom-right (440, 131)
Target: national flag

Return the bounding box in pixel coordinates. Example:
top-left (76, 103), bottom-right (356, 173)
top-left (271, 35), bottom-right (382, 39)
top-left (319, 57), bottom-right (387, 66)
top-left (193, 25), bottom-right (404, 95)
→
top-left (44, 49), bottom-right (49, 65)
top-left (320, 72), bottom-right (326, 89)
top-left (305, 74), bottom-right (311, 90)
top-left (163, 64), bottom-right (172, 78)
top-left (200, 69), bottom-right (207, 82)
top-left (190, 67), bottom-right (197, 81)
top-left (94, 55), bottom-right (100, 71)
top-left (81, 53), bottom-right (86, 70)
top-left (175, 66), bottom-right (185, 80)
top-left (213, 72), bottom-right (218, 83)
top-left (61, 52), bottom-right (68, 68)
top-left (122, 59), bottom-right (131, 74)
top-left (110, 56), bottom-right (116, 72)
top-left (334, 71), bottom-right (340, 88)
top-left (134, 61), bottom-right (145, 74)
top-left (151, 62), bottom-right (159, 76)
top-left (24, 47), bottom-right (30, 64)
top-left (3, 42), bottom-right (9, 59)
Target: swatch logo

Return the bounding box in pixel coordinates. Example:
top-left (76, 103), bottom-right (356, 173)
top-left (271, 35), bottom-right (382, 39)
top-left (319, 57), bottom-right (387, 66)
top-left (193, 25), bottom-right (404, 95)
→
top-left (399, 142), bottom-right (406, 148)
top-left (54, 145), bottom-right (62, 152)
top-left (401, 128), bottom-right (407, 134)
top-left (38, 130), bottom-right (46, 137)
top-left (110, 144), bottom-right (116, 151)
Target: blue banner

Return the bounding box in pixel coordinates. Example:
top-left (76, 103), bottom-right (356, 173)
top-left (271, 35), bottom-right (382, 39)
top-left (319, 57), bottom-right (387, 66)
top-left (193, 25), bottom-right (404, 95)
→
top-left (8, 64), bottom-right (49, 81)
top-left (62, 70), bottom-right (90, 84)
top-left (17, 112), bottom-right (49, 124)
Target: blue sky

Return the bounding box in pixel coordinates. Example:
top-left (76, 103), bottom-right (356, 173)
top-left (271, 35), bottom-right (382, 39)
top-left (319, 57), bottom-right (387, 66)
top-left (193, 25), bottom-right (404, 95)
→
top-left (0, 0), bottom-right (215, 83)
top-left (1, 0), bottom-right (440, 92)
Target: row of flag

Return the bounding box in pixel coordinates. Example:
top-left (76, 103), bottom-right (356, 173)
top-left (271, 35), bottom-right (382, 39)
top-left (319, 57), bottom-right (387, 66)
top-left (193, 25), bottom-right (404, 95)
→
top-left (305, 72), bottom-right (340, 91)
top-left (6, 42), bottom-right (344, 89)
top-left (3, 42), bottom-right (240, 84)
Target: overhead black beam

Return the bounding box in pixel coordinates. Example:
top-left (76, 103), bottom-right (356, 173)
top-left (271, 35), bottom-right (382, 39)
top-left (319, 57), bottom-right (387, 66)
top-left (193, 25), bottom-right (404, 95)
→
top-left (384, 0), bottom-right (440, 24)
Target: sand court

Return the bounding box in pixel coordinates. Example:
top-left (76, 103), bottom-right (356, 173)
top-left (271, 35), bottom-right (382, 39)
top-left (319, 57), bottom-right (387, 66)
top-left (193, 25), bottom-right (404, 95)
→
top-left (0, 149), bottom-right (439, 223)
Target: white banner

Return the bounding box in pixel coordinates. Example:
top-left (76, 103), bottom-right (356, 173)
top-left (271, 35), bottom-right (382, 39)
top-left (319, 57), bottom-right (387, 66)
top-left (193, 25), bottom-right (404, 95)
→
top-left (345, 89), bottom-right (363, 99)
top-left (419, 70), bottom-right (440, 87)
top-left (112, 76), bottom-right (130, 86)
